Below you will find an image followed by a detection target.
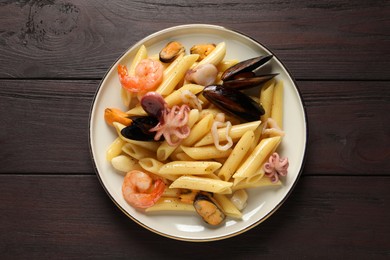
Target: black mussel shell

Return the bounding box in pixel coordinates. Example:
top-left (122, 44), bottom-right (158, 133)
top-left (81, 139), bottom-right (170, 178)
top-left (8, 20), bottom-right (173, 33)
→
top-left (203, 85), bottom-right (265, 122)
top-left (223, 74), bottom-right (278, 90)
top-left (193, 193), bottom-right (225, 226)
top-left (221, 55), bottom-right (273, 81)
top-left (120, 116), bottom-right (161, 141)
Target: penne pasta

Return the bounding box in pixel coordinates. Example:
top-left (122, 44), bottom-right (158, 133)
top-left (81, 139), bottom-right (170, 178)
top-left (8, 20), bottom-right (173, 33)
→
top-left (122, 143), bottom-right (156, 160)
top-left (125, 105), bottom-right (147, 117)
top-left (159, 161), bottom-right (222, 175)
top-left (271, 80), bottom-right (284, 129)
top-left (232, 176), bottom-right (282, 191)
top-left (181, 145), bottom-right (232, 160)
top-left (216, 59), bottom-right (239, 73)
top-left (170, 175), bottom-right (233, 194)
top-left (145, 197), bottom-right (195, 212)
top-left (120, 45), bottom-right (148, 108)
top-left (138, 157), bottom-right (177, 181)
top-left (233, 136), bottom-right (281, 184)
top-left (111, 155), bottom-right (138, 174)
top-left (214, 194), bottom-right (242, 219)
top-left (218, 130), bottom-right (255, 181)
top-left (260, 79), bottom-right (276, 122)
top-left (196, 42), bottom-right (226, 67)
top-left (106, 137), bottom-right (125, 161)
top-left (156, 54), bottom-right (199, 96)
top-left (181, 114), bottom-right (214, 146)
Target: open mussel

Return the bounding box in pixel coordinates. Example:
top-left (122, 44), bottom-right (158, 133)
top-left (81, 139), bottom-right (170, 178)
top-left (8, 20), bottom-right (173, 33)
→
top-left (159, 41), bottom-right (185, 63)
top-left (202, 85), bottom-right (265, 122)
top-left (221, 55), bottom-right (273, 81)
top-left (193, 192), bottom-right (225, 226)
top-left (222, 73), bottom-right (278, 90)
top-left (120, 116), bottom-right (161, 141)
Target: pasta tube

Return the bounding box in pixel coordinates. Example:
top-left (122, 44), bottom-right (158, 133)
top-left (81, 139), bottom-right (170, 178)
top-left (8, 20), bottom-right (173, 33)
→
top-left (181, 145), bottom-right (232, 160)
top-left (260, 79), bottom-right (275, 122)
top-left (159, 161), bottom-right (222, 175)
top-left (145, 197), bottom-right (195, 212)
top-left (271, 80), bottom-right (284, 129)
top-left (156, 54), bottom-right (199, 96)
top-left (233, 136), bottom-right (281, 184)
top-left (121, 45), bottom-right (148, 108)
top-left (106, 137), bottom-right (125, 161)
top-left (218, 130), bottom-right (255, 181)
top-left (232, 176), bottom-right (282, 191)
top-left (214, 194), bottom-right (242, 219)
top-left (196, 42), bottom-right (226, 67)
top-left (169, 175), bottom-right (233, 194)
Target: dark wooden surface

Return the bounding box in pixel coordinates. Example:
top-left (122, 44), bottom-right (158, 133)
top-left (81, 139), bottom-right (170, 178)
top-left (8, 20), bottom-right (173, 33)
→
top-left (0, 1), bottom-right (389, 259)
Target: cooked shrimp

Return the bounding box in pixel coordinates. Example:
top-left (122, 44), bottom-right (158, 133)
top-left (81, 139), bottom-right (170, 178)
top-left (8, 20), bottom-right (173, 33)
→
top-left (118, 58), bottom-right (163, 93)
top-left (122, 170), bottom-right (165, 209)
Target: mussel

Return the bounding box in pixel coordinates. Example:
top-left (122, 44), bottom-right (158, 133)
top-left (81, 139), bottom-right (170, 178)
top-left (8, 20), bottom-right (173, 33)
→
top-left (221, 55), bottom-right (273, 81)
top-left (120, 116), bottom-right (161, 141)
top-left (159, 41), bottom-right (185, 63)
top-left (222, 73), bottom-right (278, 90)
top-left (202, 85), bottom-right (265, 122)
top-left (193, 193), bottom-right (225, 226)
top-left (190, 43), bottom-right (216, 61)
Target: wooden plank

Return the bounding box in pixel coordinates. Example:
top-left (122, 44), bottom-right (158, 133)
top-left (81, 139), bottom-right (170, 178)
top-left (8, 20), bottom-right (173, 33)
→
top-left (0, 175), bottom-right (388, 258)
top-left (0, 1), bottom-right (389, 80)
top-left (0, 80), bottom-right (388, 175)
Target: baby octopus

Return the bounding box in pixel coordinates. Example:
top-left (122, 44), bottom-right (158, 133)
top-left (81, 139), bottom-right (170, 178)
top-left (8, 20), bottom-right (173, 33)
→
top-left (263, 152), bottom-right (289, 183)
top-left (141, 92), bottom-right (191, 146)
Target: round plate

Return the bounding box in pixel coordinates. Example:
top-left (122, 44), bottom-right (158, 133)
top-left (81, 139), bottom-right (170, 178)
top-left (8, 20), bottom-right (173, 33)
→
top-left (89, 24), bottom-right (307, 242)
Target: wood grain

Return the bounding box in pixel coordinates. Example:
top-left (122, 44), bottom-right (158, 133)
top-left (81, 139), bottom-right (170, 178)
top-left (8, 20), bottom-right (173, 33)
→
top-left (1, 79), bottom-right (388, 175)
top-left (0, 175), bottom-right (388, 258)
top-left (0, 0), bottom-right (389, 80)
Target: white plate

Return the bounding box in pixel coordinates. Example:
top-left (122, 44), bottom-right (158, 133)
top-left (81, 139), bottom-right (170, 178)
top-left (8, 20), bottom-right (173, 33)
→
top-left (89, 24), bottom-right (307, 242)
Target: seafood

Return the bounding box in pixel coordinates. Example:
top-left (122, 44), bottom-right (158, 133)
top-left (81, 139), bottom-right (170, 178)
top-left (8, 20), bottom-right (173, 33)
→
top-left (120, 116), bottom-right (160, 141)
top-left (190, 43), bottom-right (216, 61)
top-left (118, 58), bottom-right (163, 93)
top-left (202, 85), bottom-right (265, 122)
top-left (122, 170), bottom-right (165, 209)
top-left (221, 55), bottom-right (273, 81)
top-left (222, 74), bottom-right (278, 90)
top-left (263, 152), bottom-right (289, 183)
top-left (193, 192), bottom-right (225, 225)
top-left (141, 91), bottom-right (167, 119)
top-left (159, 41), bottom-right (185, 63)
top-left (104, 108), bottom-right (132, 126)
top-left (185, 63), bottom-right (218, 86)
top-left (150, 104), bottom-right (191, 146)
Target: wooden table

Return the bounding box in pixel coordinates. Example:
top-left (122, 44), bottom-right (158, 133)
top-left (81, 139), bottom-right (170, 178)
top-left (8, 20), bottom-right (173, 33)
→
top-left (1, 1), bottom-right (389, 258)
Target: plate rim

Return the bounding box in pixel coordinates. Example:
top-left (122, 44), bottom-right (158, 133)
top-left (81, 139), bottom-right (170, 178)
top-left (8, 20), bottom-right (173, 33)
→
top-left (88, 23), bottom-right (308, 242)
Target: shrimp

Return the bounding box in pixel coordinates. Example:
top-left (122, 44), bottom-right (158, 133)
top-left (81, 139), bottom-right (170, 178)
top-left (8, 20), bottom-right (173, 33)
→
top-left (122, 170), bottom-right (165, 209)
top-left (118, 58), bottom-right (164, 93)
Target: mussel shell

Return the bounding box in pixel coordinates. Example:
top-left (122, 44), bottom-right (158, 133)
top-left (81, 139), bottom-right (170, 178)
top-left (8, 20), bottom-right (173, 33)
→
top-left (120, 116), bottom-right (161, 141)
top-left (193, 193), bottom-right (225, 226)
top-left (223, 74), bottom-right (278, 90)
top-left (203, 85), bottom-right (265, 122)
top-left (221, 55), bottom-right (273, 81)
top-left (159, 41), bottom-right (185, 63)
